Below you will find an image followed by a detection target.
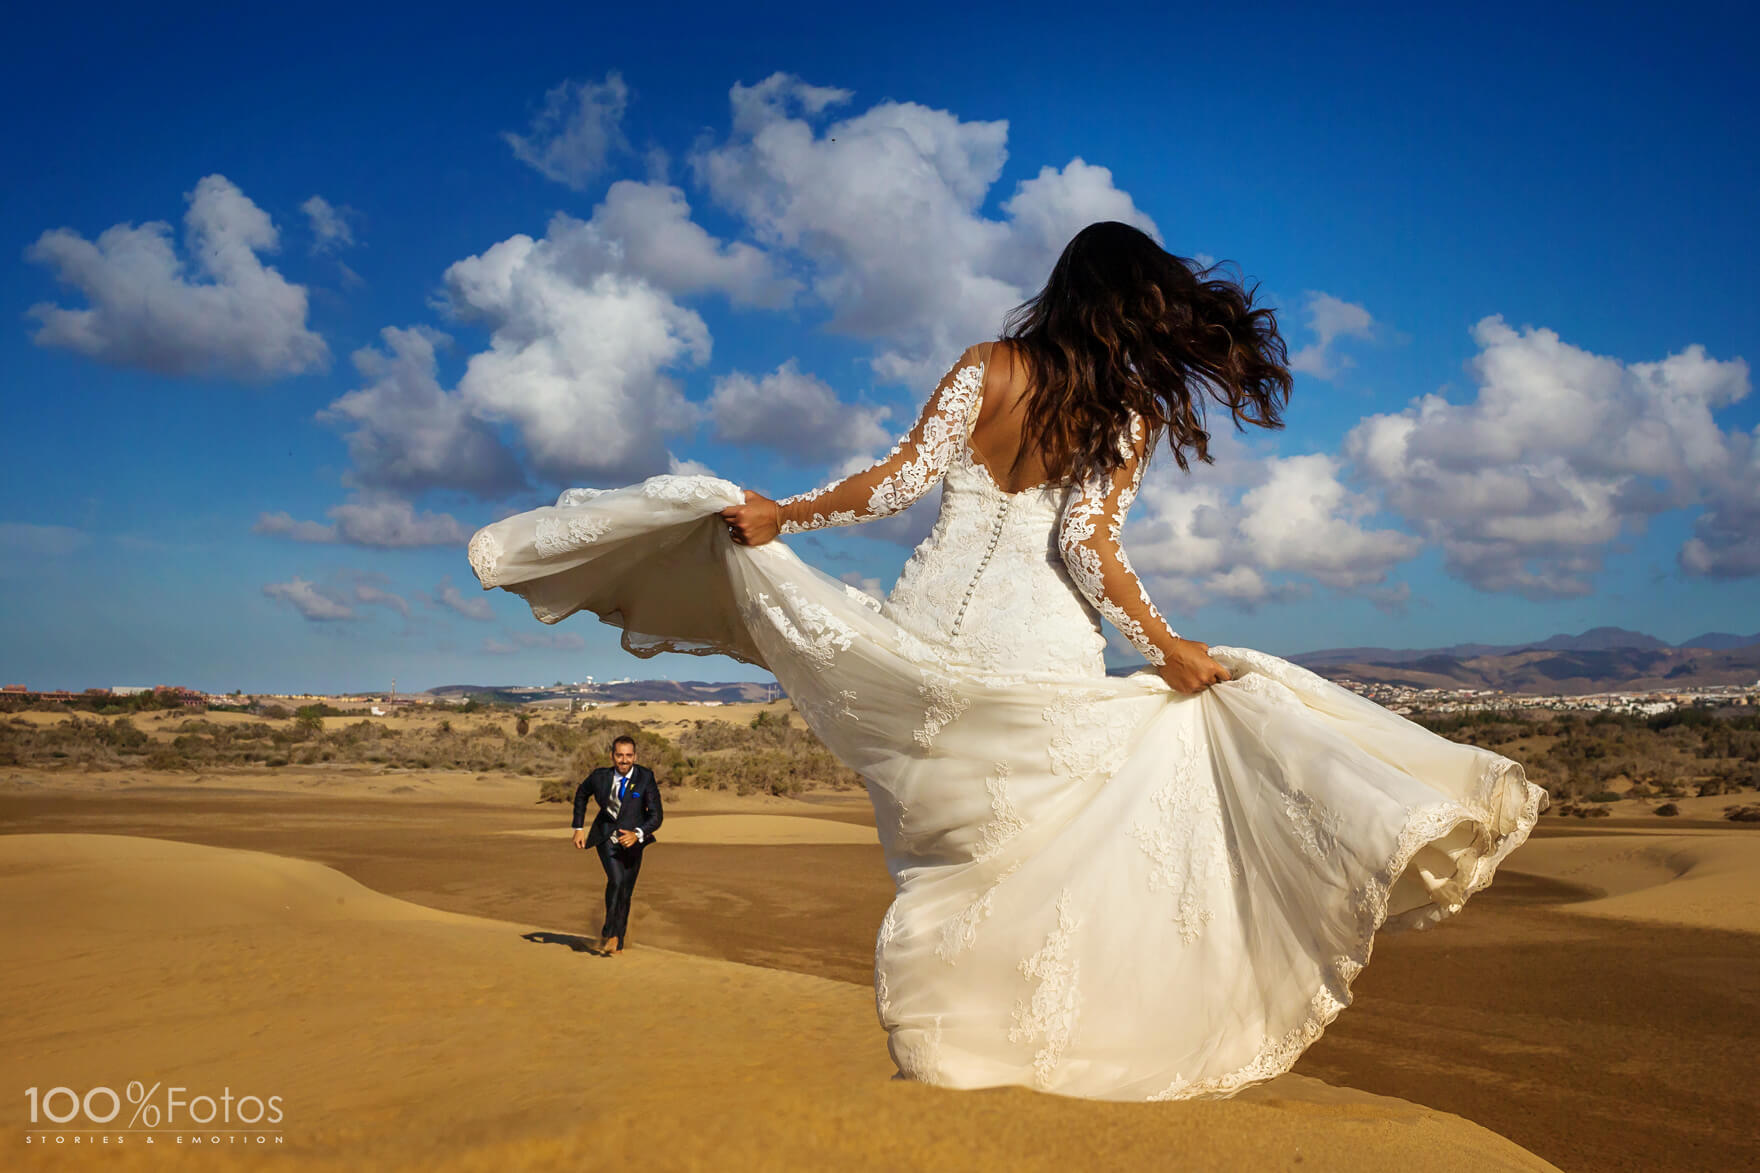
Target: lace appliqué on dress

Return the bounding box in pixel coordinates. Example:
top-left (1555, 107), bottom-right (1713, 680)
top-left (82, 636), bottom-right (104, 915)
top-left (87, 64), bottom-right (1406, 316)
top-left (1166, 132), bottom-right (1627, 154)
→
top-left (893, 1016), bottom-right (946, 1086)
top-left (1056, 413), bottom-right (1178, 666)
top-left (744, 582), bottom-right (856, 671)
top-left (914, 675), bottom-right (970, 749)
top-left (777, 360), bottom-right (984, 535)
top-left (1041, 687), bottom-right (1136, 783)
top-left (466, 529), bottom-right (504, 587)
top-left (973, 761), bottom-right (1026, 862)
top-left (938, 764), bottom-right (1025, 965)
top-left (1128, 722), bottom-right (1236, 945)
top-left (936, 886), bottom-right (994, 965)
top-left (1008, 888), bottom-right (1082, 1089)
top-left (937, 859), bottom-right (1023, 965)
top-left (533, 514), bottom-right (611, 557)
top-left (641, 474), bottom-right (742, 505)
top-left (1284, 788), bottom-right (1343, 862)
top-left (875, 902), bottom-right (900, 1026)
top-left (798, 688), bottom-right (860, 729)
top-left (782, 507), bottom-right (859, 532)
top-left (841, 582), bottom-right (884, 612)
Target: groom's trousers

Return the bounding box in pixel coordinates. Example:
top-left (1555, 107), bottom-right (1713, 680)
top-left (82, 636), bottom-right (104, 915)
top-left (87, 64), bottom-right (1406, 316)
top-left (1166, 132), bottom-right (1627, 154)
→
top-left (595, 838), bottom-right (644, 944)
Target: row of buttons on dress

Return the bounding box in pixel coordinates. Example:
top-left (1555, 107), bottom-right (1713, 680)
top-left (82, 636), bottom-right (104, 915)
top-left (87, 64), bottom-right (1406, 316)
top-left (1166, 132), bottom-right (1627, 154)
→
top-left (947, 493), bottom-right (1015, 640)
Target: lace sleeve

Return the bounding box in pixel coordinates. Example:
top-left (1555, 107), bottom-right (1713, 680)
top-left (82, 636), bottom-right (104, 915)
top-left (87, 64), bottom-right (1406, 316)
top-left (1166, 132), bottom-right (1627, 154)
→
top-left (776, 345), bottom-right (986, 534)
top-left (1056, 413), bottom-right (1180, 666)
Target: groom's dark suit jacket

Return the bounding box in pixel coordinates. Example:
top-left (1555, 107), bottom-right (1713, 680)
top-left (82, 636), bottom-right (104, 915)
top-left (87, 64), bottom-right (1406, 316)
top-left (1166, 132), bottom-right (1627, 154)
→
top-left (572, 764), bottom-right (664, 849)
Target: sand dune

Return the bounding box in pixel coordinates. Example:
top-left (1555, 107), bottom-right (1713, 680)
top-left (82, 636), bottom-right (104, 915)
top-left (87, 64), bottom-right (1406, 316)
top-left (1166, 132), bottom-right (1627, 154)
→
top-left (1504, 830), bottom-right (1760, 932)
top-left (2, 833), bottom-right (1556, 1171)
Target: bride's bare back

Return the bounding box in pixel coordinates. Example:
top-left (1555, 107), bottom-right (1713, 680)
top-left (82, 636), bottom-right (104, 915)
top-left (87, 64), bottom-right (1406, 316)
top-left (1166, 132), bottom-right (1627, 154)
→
top-left (968, 340), bottom-right (1065, 494)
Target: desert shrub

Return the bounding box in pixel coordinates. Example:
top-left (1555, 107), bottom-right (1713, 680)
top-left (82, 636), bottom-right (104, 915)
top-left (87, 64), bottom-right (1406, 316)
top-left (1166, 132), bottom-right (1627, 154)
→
top-left (1586, 790), bottom-right (1621, 803)
top-left (516, 715), bottom-right (531, 737)
top-left (1653, 803), bottom-right (1680, 816)
top-left (1575, 806), bottom-right (1612, 818)
top-left (1649, 707), bottom-right (1715, 732)
top-left (1724, 804), bottom-right (1760, 823)
top-left (534, 723), bottom-right (578, 752)
top-left (295, 702), bottom-right (348, 719)
top-left (147, 739), bottom-right (192, 767)
top-left (97, 718), bottom-right (149, 750)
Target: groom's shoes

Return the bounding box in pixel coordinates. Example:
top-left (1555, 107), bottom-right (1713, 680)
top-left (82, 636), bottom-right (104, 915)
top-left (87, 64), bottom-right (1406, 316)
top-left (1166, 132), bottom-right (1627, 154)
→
top-left (602, 935), bottom-right (622, 956)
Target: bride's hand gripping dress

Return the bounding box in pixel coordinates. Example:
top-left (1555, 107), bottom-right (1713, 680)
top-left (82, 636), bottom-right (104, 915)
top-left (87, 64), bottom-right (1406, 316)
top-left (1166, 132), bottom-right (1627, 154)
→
top-left (467, 341), bottom-right (1547, 1100)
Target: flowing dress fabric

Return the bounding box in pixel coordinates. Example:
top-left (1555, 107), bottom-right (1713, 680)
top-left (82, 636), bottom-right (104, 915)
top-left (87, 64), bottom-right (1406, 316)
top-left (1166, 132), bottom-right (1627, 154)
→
top-left (466, 348), bottom-right (1546, 1102)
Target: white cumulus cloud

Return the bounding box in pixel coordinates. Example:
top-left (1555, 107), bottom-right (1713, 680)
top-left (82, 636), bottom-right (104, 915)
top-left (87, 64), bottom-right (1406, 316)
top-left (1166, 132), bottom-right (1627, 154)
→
top-left (1679, 423), bottom-right (1760, 578)
top-left (439, 228), bottom-right (709, 483)
top-left (583, 179), bottom-right (797, 308)
top-left (24, 174), bottom-right (328, 380)
top-left (318, 326), bottom-right (525, 498)
top-left (1288, 292), bottom-right (1376, 379)
top-left (351, 578), bottom-right (409, 618)
top-left (504, 72), bottom-right (631, 190)
top-left (1119, 430), bottom-right (1420, 615)
top-left (300, 195), bottom-right (356, 253)
top-left (1346, 315), bottom-right (1752, 598)
top-left (434, 579), bottom-right (493, 621)
top-left (254, 496), bottom-right (473, 548)
top-left (708, 360), bottom-right (892, 460)
top-left (690, 73), bottom-right (1160, 386)
top-left (262, 577), bottom-right (355, 622)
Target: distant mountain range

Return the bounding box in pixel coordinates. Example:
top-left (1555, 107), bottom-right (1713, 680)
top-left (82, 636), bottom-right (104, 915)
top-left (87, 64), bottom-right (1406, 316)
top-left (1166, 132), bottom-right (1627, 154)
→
top-left (423, 629), bottom-right (1760, 705)
top-left (1291, 626), bottom-right (1760, 665)
top-left (428, 679), bottom-right (776, 705)
top-left (1289, 627), bottom-right (1760, 694)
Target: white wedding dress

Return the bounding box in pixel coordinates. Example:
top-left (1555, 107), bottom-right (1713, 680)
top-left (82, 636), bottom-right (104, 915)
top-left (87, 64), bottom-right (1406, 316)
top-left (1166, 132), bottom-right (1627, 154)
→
top-left (467, 342), bottom-right (1546, 1101)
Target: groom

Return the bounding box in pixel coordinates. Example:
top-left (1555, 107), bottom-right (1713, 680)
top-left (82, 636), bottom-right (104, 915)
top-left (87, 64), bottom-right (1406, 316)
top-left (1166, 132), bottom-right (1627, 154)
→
top-left (571, 735), bottom-right (664, 956)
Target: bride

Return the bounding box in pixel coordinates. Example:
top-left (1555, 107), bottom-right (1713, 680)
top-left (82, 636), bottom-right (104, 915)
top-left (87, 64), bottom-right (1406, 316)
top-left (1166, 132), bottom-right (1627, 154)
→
top-left (466, 221), bottom-right (1546, 1101)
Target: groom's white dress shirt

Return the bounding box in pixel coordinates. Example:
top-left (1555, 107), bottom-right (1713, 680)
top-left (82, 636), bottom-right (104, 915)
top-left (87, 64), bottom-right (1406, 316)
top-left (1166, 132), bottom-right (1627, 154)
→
top-left (612, 769), bottom-right (644, 843)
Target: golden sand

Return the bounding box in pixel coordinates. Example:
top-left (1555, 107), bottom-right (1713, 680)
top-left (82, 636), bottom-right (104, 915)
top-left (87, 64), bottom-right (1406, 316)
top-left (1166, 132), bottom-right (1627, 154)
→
top-left (2, 833), bottom-right (1556, 1171)
top-left (8, 764), bottom-right (1760, 1170)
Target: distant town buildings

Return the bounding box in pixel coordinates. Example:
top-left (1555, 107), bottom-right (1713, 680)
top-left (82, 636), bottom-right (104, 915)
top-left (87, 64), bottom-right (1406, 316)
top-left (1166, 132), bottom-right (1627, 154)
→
top-left (13, 674), bottom-right (1748, 720)
top-left (1337, 678), bottom-right (1760, 716)
top-left (2, 684), bottom-right (228, 709)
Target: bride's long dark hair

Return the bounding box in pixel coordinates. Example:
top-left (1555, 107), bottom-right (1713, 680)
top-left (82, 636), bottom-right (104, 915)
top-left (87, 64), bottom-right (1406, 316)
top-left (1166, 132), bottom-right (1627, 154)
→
top-left (1000, 221), bottom-right (1292, 484)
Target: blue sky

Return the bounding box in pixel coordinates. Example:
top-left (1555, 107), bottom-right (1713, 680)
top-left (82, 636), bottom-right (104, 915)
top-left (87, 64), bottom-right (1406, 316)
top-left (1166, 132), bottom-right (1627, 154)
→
top-left (3, 2), bottom-right (1755, 694)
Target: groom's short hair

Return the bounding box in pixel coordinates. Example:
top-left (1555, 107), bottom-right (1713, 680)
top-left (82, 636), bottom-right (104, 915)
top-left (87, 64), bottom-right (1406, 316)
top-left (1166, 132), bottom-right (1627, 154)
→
top-left (611, 734), bottom-right (637, 752)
